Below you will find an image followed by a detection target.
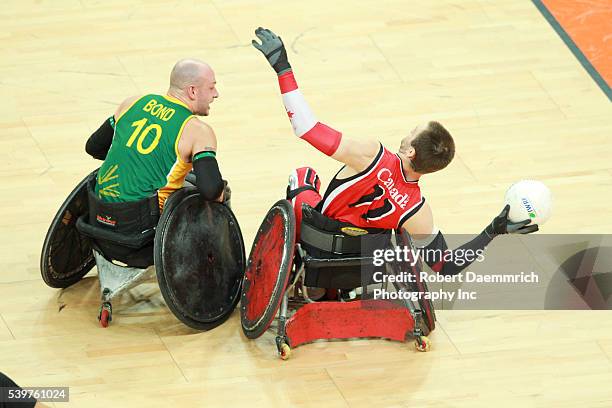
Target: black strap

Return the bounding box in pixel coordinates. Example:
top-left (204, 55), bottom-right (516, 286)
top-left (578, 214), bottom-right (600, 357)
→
top-left (300, 222), bottom-right (363, 255)
top-left (76, 216), bottom-right (155, 249)
top-left (87, 178), bottom-right (159, 232)
top-left (286, 184), bottom-right (318, 200)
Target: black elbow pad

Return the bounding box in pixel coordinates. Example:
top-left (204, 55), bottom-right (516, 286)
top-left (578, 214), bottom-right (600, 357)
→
top-left (192, 151), bottom-right (224, 200)
top-left (86, 117), bottom-right (115, 160)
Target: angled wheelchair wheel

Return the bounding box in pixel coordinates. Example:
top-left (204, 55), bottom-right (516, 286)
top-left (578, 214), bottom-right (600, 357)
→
top-left (241, 200), bottom-right (296, 339)
top-left (40, 170), bottom-right (97, 288)
top-left (155, 187), bottom-right (245, 331)
top-left (396, 229), bottom-right (436, 335)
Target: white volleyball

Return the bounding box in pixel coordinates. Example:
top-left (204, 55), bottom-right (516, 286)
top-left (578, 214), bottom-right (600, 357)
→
top-left (504, 180), bottom-right (552, 225)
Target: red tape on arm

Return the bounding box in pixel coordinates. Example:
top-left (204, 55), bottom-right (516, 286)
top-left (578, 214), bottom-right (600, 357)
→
top-left (277, 70), bottom-right (342, 156)
top-left (301, 122), bottom-right (342, 156)
top-left (278, 71), bottom-right (298, 93)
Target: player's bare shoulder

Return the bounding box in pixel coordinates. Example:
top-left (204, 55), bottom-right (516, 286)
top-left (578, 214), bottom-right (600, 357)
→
top-left (114, 95), bottom-right (143, 120)
top-left (353, 139), bottom-right (380, 159)
top-left (184, 117), bottom-right (216, 143)
top-left (402, 201), bottom-right (434, 240)
top-left (178, 117), bottom-right (217, 162)
top-left (333, 137), bottom-right (381, 173)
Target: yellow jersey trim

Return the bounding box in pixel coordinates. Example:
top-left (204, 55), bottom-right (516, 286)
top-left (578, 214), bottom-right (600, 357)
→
top-left (156, 114), bottom-right (196, 209)
top-left (163, 95), bottom-right (191, 111)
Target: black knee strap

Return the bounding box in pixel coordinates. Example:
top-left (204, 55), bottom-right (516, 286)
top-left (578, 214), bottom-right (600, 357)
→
top-left (286, 185), bottom-right (318, 200)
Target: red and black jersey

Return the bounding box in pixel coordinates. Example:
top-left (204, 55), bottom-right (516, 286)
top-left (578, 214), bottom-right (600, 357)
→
top-left (320, 144), bottom-right (425, 230)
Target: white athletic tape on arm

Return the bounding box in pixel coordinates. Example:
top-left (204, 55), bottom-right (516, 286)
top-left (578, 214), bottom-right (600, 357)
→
top-left (277, 71), bottom-right (342, 156)
top-left (282, 89), bottom-right (317, 137)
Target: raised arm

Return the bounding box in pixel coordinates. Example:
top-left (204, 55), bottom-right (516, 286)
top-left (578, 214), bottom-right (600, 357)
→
top-left (252, 27), bottom-right (378, 173)
top-left (402, 203), bottom-right (538, 276)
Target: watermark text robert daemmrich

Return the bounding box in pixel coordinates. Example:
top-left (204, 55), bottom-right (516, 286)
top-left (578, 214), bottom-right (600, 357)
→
top-left (371, 270), bottom-right (539, 302)
top-left (372, 270), bottom-right (540, 284)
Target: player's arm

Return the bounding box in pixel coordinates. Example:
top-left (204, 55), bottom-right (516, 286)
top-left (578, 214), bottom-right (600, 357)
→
top-left (85, 95), bottom-right (140, 160)
top-left (252, 27), bottom-right (378, 173)
top-left (179, 119), bottom-right (224, 202)
top-left (332, 138), bottom-right (381, 173)
top-left (402, 203), bottom-right (538, 276)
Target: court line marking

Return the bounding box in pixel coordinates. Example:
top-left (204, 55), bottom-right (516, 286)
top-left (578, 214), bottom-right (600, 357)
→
top-left (531, 0), bottom-right (612, 102)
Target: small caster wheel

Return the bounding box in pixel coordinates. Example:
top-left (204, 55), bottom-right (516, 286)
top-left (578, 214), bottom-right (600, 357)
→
top-left (279, 343), bottom-right (291, 360)
top-left (415, 335), bottom-right (431, 352)
top-left (98, 302), bottom-right (112, 328)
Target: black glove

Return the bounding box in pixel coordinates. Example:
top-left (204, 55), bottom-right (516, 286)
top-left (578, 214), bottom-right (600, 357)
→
top-left (251, 27), bottom-right (291, 75)
top-left (485, 204), bottom-right (539, 237)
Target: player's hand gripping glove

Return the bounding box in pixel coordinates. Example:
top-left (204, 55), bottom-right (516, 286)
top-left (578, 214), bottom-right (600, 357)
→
top-left (485, 204), bottom-right (539, 237)
top-left (251, 27), bottom-right (292, 75)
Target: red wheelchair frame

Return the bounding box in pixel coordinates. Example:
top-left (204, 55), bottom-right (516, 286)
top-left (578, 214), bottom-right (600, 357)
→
top-left (240, 200), bottom-right (435, 360)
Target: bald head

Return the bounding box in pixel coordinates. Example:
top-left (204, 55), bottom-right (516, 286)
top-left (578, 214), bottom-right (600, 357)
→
top-left (167, 58), bottom-right (218, 116)
top-left (169, 59), bottom-right (213, 91)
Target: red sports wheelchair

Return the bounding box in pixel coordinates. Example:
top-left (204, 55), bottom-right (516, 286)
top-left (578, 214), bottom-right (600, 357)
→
top-left (239, 200), bottom-right (436, 360)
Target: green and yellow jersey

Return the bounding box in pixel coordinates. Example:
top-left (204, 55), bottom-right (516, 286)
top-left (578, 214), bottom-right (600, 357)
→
top-left (96, 94), bottom-right (194, 209)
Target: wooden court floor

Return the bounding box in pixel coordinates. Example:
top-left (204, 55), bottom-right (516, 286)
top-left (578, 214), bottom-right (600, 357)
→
top-left (1, 0), bottom-right (611, 406)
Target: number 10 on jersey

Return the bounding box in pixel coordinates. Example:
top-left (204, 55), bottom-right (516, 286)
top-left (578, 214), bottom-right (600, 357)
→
top-left (126, 118), bottom-right (162, 154)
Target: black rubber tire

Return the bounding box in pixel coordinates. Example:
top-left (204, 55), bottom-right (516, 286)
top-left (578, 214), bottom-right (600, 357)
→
top-left (155, 187), bottom-right (245, 331)
top-left (40, 170), bottom-right (97, 288)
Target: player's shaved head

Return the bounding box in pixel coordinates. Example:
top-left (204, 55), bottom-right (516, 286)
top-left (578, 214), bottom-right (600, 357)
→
top-left (167, 58), bottom-right (218, 116)
top-left (169, 59), bottom-right (213, 90)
